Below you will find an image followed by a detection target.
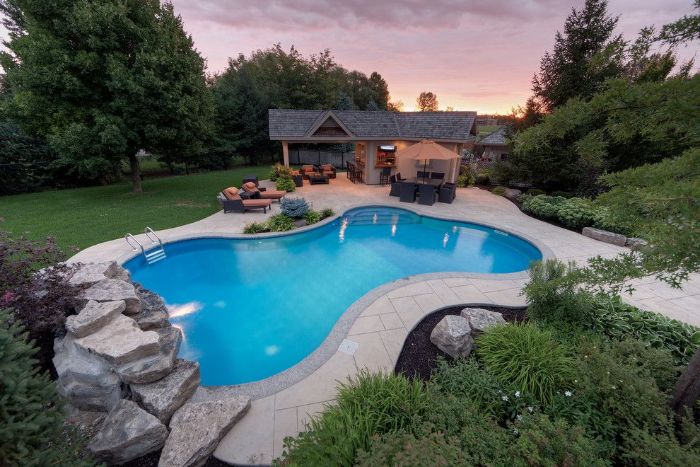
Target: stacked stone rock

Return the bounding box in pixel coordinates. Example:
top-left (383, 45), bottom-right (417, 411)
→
top-left (54, 262), bottom-right (250, 466)
top-left (429, 307), bottom-right (507, 358)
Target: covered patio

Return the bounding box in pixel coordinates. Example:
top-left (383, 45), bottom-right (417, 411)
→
top-left (268, 109), bottom-right (477, 185)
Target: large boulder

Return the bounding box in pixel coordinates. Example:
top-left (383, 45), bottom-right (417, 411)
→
top-left (131, 359), bottom-right (200, 424)
top-left (74, 314), bottom-right (160, 366)
top-left (430, 315), bottom-right (473, 358)
top-left (626, 237), bottom-right (649, 251)
top-left (87, 399), bottom-right (168, 464)
top-left (80, 279), bottom-right (142, 315)
top-left (133, 284), bottom-right (170, 330)
top-left (460, 308), bottom-right (506, 333)
top-left (53, 335), bottom-right (123, 411)
top-left (503, 188), bottom-right (522, 201)
top-left (582, 227), bottom-right (627, 246)
top-left (69, 261), bottom-right (130, 288)
top-left (159, 396), bottom-right (250, 467)
top-left (118, 326), bottom-right (181, 384)
top-left (65, 300), bottom-right (126, 338)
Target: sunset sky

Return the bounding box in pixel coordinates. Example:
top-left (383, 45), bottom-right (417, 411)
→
top-left (2, 1), bottom-right (697, 114)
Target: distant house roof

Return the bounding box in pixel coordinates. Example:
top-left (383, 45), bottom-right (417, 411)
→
top-left (479, 127), bottom-right (508, 146)
top-left (269, 109), bottom-right (477, 142)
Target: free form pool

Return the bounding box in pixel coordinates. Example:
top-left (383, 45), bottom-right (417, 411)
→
top-left (124, 206), bottom-right (541, 386)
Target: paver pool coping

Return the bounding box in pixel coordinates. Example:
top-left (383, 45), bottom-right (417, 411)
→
top-left (114, 203), bottom-right (554, 400)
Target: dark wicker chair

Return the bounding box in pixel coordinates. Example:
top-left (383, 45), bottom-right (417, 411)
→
top-left (389, 175), bottom-right (401, 197)
top-left (438, 183), bottom-right (457, 203)
top-left (399, 182), bottom-right (417, 202)
top-left (417, 183), bottom-right (437, 205)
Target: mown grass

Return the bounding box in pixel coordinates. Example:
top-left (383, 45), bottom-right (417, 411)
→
top-left (0, 166), bottom-right (270, 252)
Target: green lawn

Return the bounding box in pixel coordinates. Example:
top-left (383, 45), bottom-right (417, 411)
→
top-left (0, 166), bottom-right (270, 253)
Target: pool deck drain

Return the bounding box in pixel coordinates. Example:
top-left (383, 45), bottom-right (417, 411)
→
top-left (69, 175), bottom-right (700, 465)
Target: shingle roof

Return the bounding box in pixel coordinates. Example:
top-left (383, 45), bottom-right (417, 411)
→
top-left (479, 127), bottom-right (508, 145)
top-left (268, 109), bottom-right (477, 141)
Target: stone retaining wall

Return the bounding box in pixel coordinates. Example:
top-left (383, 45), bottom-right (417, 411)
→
top-left (54, 262), bottom-right (250, 466)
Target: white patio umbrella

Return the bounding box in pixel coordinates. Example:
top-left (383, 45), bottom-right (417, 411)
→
top-left (396, 140), bottom-right (460, 183)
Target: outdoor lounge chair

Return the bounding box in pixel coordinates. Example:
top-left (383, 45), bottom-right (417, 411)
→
top-left (417, 183), bottom-right (437, 205)
top-left (219, 187), bottom-right (272, 213)
top-left (241, 182), bottom-right (286, 202)
top-left (301, 165), bottom-right (317, 179)
top-left (320, 164), bottom-right (337, 179)
top-left (399, 182), bottom-right (417, 202)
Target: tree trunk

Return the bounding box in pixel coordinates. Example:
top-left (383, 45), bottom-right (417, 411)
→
top-left (129, 153), bottom-right (143, 193)
top-left (670, 348), bottom-right (700, 415)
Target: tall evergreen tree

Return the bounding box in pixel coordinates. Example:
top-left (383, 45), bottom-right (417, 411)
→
top-left (532, 0), bottom-right (623, 111)
top-left (0, 0), bottom-right (213, 192)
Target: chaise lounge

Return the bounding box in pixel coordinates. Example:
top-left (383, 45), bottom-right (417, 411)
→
top-left (219, 187), bottom-right (273, 213)
top-left (241, 182), bottom-right (286, 202)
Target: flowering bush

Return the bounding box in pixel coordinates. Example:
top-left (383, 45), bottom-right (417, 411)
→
top-left (0, 231), bottom-right (76, 373)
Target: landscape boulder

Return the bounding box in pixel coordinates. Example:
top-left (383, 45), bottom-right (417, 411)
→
top-left (69, 261), bottom-right (130, 288)
top-left (626, 237), bottom-right (649, 251)
top-left (460, 308), bottom-right (506, 333)
top-left (65, 300), bottom-right (126, 338)
top-left (74, 314), bottom-right (160, 366)
top-left (158, 396), bottom-right (251, 467)
top-left (131, 359), bottom-right (200, 424)
top-left (118, 325), bottom-right (181, 384)
top-left (53, 335), bottom-right (123, 411)
top-left (80, 278), bottom-right (142, 314)
top-left (582, 227), bottom-right (627, 246)
top-left (133, 284), bottom-right (170, 330)
top-left (87, 399), bottom-right (168, 464)
top-left (430, 315), bottom-right (473, 358)
top-left (503, 188), bottom-right (522, 201)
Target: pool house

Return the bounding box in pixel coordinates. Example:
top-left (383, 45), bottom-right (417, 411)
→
top-left (268, 109), bottom-right (478, 184)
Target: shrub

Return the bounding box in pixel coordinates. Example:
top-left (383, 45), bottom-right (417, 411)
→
top-left (304, 210), bottom-right (322, 225)
top-left (0, 232), bottom-right (76, 373)
top-left (492, 186), bottom-right (507, 196)
top-left (475, 172), bottom-right (490, 185)
top-left (243, 222), bottom-right (269, 234)
top-left (280, 197), bottom-right (310, 217)
top-left (0, 310), bottom-right (92, 466)
top-left (556, 197), bottom-right (598, 230)
top-left (526, 188), bottom-right (546, 196)
top-left (476, 324), bottom-right (574, 404)
top-left (275, 175), bottom-right (296, 192)
top-left (267, 214), bottom-right (295, 232)
top-left (355, 431), bottom-right (463, 467)
top-left (456, 174), bottom-right (474, 187)
top-left (427, 358), bottom-right (510, 419)
top-left (510, 414), bottom-right (609, 466)
top-left (279, 371), bottom-right (430, 466)
top-left (320, 208), bottom-right (335, 219)
top-left (550, 190), bottom-right (573, 198)
top-left (269, 162), bottom-right (290, 181)
top-left (521, 194), bottom-right (567, 220)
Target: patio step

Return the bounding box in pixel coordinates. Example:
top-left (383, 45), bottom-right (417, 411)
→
top-left (344, 211), bottom-right (420, 226)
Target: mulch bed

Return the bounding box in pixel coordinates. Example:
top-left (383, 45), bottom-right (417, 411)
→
top-left (395, 304), bottom-right (527, 381)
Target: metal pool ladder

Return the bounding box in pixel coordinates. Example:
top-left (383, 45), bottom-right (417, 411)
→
top-left (125, 227), bottom-right (167, 264)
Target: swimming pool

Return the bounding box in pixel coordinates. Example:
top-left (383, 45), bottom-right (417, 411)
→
top-left (124, 206), bottom-right (541, 386)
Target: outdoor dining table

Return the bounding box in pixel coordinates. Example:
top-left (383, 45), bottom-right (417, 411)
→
top-left (398, 178), bottom-right (443, 205)
top-left (403, 177), bottom-right (443, 186)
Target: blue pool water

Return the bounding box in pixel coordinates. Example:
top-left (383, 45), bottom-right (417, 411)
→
top-left (124, 206), bottom-right (541, 386)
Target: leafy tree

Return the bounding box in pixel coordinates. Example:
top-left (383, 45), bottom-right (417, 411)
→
top-left (387, 100), bottom-right (404, 112)
top-left (368, 72), bottom-right (390, 110)
top-left (416, 91), bottom-right (438, 111)
top-left (508, 75), bottom-right (700, 193)
top-left (0, 121), bottom-right (56, 194)
top-left (658, 0), bottom-right (700, 46)
top-left (532, 0), bottom-right (623, 111)
top-left (0, 309), bottom-right (93, 466)
top-left (0, 0), bottom-right (213, 192)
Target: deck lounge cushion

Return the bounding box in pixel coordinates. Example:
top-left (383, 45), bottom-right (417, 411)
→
top-left (242, 199), bottom-right (272, 208)
top-left (260, 190), bottom-right (286, 200)
top-left (301, 165), bottom-right (315, 173)
top-left (223, 187), bottom-right (241, 200)
top-left (242, 182), bottom-right (259, 193)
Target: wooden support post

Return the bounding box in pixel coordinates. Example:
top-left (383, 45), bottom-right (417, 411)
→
top-left (282, 141), bottom-right (289, 168)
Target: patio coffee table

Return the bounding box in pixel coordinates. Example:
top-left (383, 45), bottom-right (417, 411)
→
top-left (308, 173), bottom-right (329, 185)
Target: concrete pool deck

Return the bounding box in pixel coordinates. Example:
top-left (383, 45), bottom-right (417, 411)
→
top-left (70, 174), bottom-right (700, 465)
